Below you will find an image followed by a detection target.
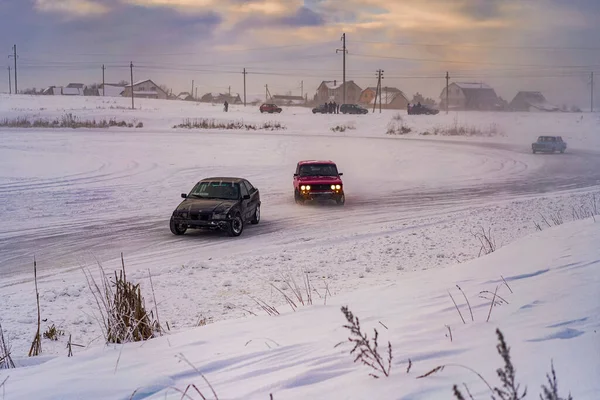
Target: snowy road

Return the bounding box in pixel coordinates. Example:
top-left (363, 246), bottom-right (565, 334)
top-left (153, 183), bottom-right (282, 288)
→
top-left (1, 128), bottom-right (599, 279)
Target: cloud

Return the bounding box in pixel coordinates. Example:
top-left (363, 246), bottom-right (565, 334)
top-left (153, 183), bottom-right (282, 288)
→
top-left (34, 0), bottom-right (110, 16)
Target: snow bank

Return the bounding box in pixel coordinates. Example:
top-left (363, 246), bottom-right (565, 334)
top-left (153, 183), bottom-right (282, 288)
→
top-left (1, 219), bottom-right (598, 399)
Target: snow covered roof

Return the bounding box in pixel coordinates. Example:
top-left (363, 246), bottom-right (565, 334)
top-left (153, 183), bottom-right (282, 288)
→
top-left (454, 82), bottom-right (493, 90)
top-left (66, 83), bottom-right (85, 89)
top-left (365, 92), bottom-right (408, 106)
top-left (321, 81), bottom-right (342, 90)
top-left (126, 79), bottom-right (152, 87)
top-left (133, 91), bottom-right (159, 95)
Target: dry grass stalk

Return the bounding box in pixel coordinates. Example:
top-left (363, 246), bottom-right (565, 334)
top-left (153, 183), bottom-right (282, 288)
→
top-left (248, 296), bottom-right (280, 316)
top-left (473, 227), bottom-right (496, 257)
top-left (66, 334), bottom-right (84, 357)
top-left (0, 321), bottom-right (15, 369)
top-left (406, 359), bottom-right (412, 373)
top-left (479, 290), bottom-right (509, 306)
top-left (456, 285), bottom-right (474, 322)
top-left (500, 276), bottom-right (513, 294)
top-left (147, 269), bottom-right (163, 336)
top-left (417, 363), bottom-right (495, 394)
top-left (176, 353), bottom-right (219, 400)
top-left (28, 257), bottom-right (42, 357)
top-left (84, 255), bottom-right (157, 344)
top-left (43, 324), bottom-right (64, 341)
top-left (445, 325), bottom-right (453, 342)
top-left (448, 290), bottom-right (466, 324)
top-left (340, 306), bottom-right (392, 378)
top-left (486, 286), bottom-right (500, 323)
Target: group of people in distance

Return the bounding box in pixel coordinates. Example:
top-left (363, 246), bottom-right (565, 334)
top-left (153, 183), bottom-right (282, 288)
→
top-left (325, 101), bottom-right (340, 114)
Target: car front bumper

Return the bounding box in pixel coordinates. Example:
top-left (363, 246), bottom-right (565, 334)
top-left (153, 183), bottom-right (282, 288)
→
top-left (299, 190), bottom-right (344, 200)
top-left (172, 217), bottom-right (230, 230)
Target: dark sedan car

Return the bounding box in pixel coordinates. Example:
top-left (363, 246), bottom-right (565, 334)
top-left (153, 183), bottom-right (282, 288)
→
top-left (340, 104), bottom-right (368, 114)
top-left (170, 177), bottom-right (260, 237)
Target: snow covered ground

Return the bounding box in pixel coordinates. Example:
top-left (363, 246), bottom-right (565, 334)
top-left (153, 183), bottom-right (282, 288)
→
top-left (0, 94), bottom-right (599, 398)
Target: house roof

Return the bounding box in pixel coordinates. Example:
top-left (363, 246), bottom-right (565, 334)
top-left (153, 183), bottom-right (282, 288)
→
top-left (319, 80), bottom-right (359, 90)
top-left (365, 91), bottom-right (408, 105)
top-left (454, 82), bottom-right (493, 90)
top-left (272, 95), bottom-right (304, 101)
top-left (66, 83), bottom-right (85, 89)
top-left (511, 91), bottom-right (559, 111)
top-left (126, 79), bottom-right (153, 87)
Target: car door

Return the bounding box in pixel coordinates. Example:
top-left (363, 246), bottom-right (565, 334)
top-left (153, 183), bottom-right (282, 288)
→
top-left (239, 182), bottom-right (251, 221)
top-left (244, 180), bottom-right (259, 215)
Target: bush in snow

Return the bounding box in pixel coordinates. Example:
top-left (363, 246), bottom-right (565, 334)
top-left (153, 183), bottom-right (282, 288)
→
top-left (331, 123), bottom-right (356, 132)
top-left (338, 306), bottom-right (392, 378)
top-left (0, 114), bottom-right (138, 129)
top-left (43, 324), bottom-right (64, 341)
top-left (418, 328), bottom-right (573, 400)
top-left (421, 117), bottom-right (504, 137)
top-left (84, 258), bottom-right (159, 344)
top-left (173, 118), bottom-right (285, 131)
top-left (0, 320), bottom-right (15, 369)
top-left (386, 114), bottom-right (412, 135)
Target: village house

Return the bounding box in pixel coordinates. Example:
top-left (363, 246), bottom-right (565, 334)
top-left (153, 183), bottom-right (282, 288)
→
top-left (359, 87), bottom-right (409, 110)
top-left (41, 86), bottom-right (63, 95)
top-left (200, 92), bottom-right (243, 104)
top-left (271, 95), bottom-right (306, 106)
top-left (439, 82), bottom-right (501, 111)
top-left (99, 83), bottom-right (126, 97)
top-left (509, 91), bottom-right (559, 112)
top-left (316, 80), bottom-right (362, 104)
top-left (177, 92), bottom-right (194, 101)
top-left (122, 79), bottom-right (168, 100)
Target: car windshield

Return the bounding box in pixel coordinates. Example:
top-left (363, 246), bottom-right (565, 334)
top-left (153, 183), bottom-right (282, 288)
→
top-left (538, 136), bottom-right (555, 142)
top-left (189, 181), bottom-right (240, 200)
top-left (299, 164), bottom-right (338, 177)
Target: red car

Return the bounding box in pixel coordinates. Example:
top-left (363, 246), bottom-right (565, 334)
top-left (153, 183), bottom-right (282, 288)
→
top-left (259, 103), bottom-right (282, 114)
top-left (293, 160), bottom-right (345, 205)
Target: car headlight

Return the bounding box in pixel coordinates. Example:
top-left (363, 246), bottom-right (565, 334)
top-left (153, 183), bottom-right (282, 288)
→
top-left (330, 185), bottom-right (336, 190)
top-left (181, 212), bottom-right (188, 218)
top-left (212, 213), bottom-right (227, 220)
top-left (305, 185), bottom-right (311, 190)
top-left (335, 185), bottom-right (341, 190)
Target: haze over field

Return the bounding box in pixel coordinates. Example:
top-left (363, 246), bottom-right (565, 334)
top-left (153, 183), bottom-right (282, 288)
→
top-left (1, 0), bottom-right (599, 106)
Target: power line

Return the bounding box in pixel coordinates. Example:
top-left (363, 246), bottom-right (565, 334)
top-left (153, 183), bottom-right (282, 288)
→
top-left (353, 39), bottom-right (600, 51)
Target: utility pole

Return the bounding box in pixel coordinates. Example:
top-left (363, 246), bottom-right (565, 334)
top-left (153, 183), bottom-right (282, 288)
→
top-left (7, 66), bottom-right (11, 94)
top-left (373, 69), bottom-right (384, 113)
top-left (336, 33), bottom-right (348, 104)
top-left (101, 64), bottom-right (105, 96)
top-left (301, 80), bottom-right (303, 98)
top-left (195, 87), bottom-right (198, 100)
top-left (265, 84), bottom-right (272, 102)
top-left (8, 45), bottom-right (17, 94)
top-left (228, 86), bottom-right (231, 96)
top-left (191, 80), bottom-right (194, 98)
top-left (243, 68), bottom-right (247, 107)
top-left (445, 71), bottom-right (450, 114)
top-left (130, 61), bottom-right (134, 110)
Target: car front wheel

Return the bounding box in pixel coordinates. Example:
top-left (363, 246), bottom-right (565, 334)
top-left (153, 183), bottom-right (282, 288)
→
top-left (336, 194), bottom-right (345, 206)
top-left (251, 205), bottom-right (260, 225)
top-left (170, 217), bottom-right (187, 235)
top-left (227, 214), bottom-right (244, 237)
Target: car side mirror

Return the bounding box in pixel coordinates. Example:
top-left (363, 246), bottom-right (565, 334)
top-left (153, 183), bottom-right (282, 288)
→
top-left (243, 194), bottom-right (251, 200)
top-left (181, 193), bottom-right (187, 199)
top-left (293, 173), bottom-right (298, 177)
top-left (338, 173), bottom-right (343, 176)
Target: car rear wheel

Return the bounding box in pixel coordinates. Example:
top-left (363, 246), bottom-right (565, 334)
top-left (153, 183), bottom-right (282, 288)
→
top-left (251, 205), bottom-right (260, 225)
top-left (170, 217), bottom-right (187, 235)
top-left (227, 214), bottom-right (244, 237)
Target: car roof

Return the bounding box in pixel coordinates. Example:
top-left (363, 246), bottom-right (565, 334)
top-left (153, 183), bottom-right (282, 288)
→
top-left (297, 160), bottom-right (336, 165)
top-left (200, 177), bottom-right (245, 183)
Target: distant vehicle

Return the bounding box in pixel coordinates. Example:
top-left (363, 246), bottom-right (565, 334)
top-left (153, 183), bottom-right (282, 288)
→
top-left (408, 104), bottom-right (439, 115)
top-left (260, 103), bottom-right (282, 114)
top-left (312, 104), bottom-right (328, 114)
top-left (340, 104), bottom-right (368, 115)
top-left (293, 160), bottom-right (345, 205)
top-left (170, 177), bottom-right (261, 237)
top-left (532, 136), bottom-right (567, 154)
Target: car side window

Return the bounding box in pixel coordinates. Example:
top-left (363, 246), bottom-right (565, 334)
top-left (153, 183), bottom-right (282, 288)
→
top-left (240, 183), bottom-right (249, 198)
top-left (243, 180), bottom-right (255, 193)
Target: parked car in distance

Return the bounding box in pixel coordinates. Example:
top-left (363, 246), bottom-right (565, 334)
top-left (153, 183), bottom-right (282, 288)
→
top-left (408, 104), bottom-right (439, 115)
top-left (293, 160), bottom-right (345, 205)
top-left (340, 104), bottom-right (368, 114)
top-left (312, 104), bottom-right (328, 114)
top-left (170, 177), bottom-right (260, 237)
top-left (259, 103), bottom-right (282, 114)
top-left (532, 136), bottom-right (567, 154)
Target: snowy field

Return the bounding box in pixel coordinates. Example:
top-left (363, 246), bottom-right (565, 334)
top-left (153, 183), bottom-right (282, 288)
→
top-left (0, 94), bottom-right (599, 398)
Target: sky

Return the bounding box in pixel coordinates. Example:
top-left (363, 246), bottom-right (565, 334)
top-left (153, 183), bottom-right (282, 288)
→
top-left (1, 0), bottom-right (599, 106)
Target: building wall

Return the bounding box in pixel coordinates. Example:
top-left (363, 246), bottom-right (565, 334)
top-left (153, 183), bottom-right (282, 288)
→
top-left (440, 84), bottom-right (466, 109)
top-left (122, 81), bottom-right (168, 100)
top-left (359, 89), bottom-right (376, 104)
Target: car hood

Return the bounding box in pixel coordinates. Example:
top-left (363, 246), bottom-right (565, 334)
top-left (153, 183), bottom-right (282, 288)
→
top-left (297, 176), bottom-right (342, 185)
top-left (176, 198), bottom-right (237, 213)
